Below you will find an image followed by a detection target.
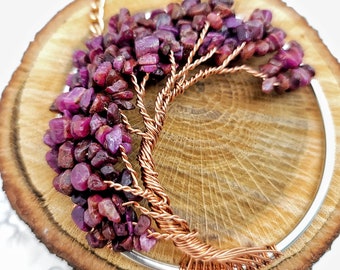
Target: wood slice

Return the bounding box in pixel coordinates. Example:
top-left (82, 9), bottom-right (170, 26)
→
top-left (0, 0), bottom-right (339, 269)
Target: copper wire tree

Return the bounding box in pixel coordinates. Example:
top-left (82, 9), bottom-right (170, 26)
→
top-left (44, 0), bottom-right (316, 269)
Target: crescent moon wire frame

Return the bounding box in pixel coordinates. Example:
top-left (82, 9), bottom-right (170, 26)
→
top-left (121, 78), bottom-right (336, 269)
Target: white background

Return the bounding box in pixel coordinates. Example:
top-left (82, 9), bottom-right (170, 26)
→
top-left (0, 1), bottom-right (339, 269)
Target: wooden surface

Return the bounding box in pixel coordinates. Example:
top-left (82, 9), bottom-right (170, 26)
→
top-left (0, 0), bottom-right (339, 269)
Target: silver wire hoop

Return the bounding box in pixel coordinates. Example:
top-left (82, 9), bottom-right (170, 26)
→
top-left (122, 78), bottom-right (336, 269)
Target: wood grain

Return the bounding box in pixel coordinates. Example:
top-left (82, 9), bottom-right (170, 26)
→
top-left (0, 0), bottom-right (339, 269)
